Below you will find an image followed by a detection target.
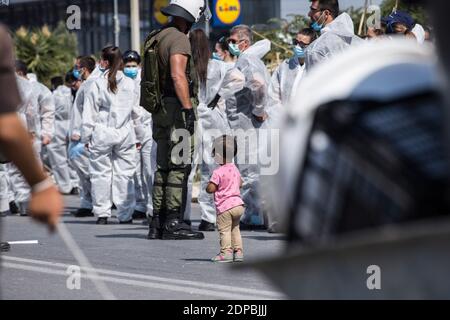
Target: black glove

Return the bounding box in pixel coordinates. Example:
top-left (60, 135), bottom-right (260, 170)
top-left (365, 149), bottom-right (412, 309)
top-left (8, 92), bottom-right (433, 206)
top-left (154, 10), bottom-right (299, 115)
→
top-left (182, 108), bottom-right (196, 135)
top-left (207, 94), bottom-right (221, 110)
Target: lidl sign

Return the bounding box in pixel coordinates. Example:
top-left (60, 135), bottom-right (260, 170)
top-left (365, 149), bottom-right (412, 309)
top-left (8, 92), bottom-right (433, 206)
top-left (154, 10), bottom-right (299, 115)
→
top-left (154, 0), bottom-right (169, 26)
top-left (213, 0), bottom-right (242, 28)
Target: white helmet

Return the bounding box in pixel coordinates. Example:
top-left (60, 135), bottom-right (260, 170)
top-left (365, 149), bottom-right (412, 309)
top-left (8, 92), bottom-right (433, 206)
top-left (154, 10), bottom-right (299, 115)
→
top-left (161, 0), bottom-right (206, 23)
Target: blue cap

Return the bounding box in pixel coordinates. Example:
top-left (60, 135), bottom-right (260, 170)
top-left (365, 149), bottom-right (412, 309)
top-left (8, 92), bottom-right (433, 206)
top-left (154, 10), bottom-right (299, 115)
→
top-left (383, 10), bottom-right (415, 33)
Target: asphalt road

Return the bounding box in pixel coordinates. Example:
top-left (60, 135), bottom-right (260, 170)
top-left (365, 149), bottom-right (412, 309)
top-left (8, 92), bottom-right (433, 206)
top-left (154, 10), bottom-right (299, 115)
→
top-left (0, 195), bottom-right (287, 300)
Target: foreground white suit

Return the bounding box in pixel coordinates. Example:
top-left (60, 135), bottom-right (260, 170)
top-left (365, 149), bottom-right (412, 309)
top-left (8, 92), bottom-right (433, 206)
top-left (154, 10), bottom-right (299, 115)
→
top-left (47, 85), bottom-right (76, 194)
top-left (305, 12), bottom-right (362, 72)
top-left (129, 70), bottom-right (157, 218)
top-left (70, 74), bottom-right (98, 210)
top-left (219, 40), bottom-right (272, 226)
top-left (192, 59), bottom-right (234, 224)
top-left (31, 80), bottom-right (55, 153)
top-left (81, 71), bottom-right (137, 221)
top-left (6, 76), bottom-right (40, 214)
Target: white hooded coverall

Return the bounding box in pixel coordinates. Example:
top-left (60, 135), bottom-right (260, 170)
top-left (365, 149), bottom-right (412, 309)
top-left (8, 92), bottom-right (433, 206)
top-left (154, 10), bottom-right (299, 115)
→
top-left (47, 85), bottom-right (77, 194)
top-left (219, 40), bottom-right (272, 226)
top-left (6, 76), bottom-right (41, 214)
top-left (305, 12), bottom-right (363, 72)
top-left (81, 71), bottom-right (137, 221)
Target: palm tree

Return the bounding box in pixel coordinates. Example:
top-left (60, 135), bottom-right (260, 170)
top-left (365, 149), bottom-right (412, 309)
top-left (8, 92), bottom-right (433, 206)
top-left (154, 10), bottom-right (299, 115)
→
top-left (14, 22), bottom-right (78, 87)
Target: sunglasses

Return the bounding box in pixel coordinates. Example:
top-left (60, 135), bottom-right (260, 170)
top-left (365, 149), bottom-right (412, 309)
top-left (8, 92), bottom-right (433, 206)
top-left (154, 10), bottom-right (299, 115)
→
top-left (309, 6), bottom-right (321, 12)
top-left (292, 39), bottom-right (309, 47)
top-left (227, 38), bottom-right (245, 45)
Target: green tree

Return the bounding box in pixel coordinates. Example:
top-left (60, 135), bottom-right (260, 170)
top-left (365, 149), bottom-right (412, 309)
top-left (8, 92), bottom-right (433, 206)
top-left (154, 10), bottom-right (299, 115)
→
top-left (14, 22), bottom-right (78, 88)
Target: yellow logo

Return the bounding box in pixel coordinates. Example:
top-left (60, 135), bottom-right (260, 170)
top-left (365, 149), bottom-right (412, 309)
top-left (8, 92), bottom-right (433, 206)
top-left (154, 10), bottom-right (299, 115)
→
top-left (154, 0), bottom-right (169, 26)
top-left (215, 0), bottom-right (241, 25)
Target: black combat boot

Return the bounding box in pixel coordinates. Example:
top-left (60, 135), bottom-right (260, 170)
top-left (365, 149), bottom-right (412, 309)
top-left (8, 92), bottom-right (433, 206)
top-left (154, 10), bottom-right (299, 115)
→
top-left (147, 213), bottom-right (161, 240)
top-left (1, 242), bottom-right (10, 252)
top-left (161, 211), bottom-right (204, 240)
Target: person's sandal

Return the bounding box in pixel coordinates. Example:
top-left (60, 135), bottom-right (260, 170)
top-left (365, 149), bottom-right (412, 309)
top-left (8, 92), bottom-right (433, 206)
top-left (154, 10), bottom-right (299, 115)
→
top-left (233, 249), bottom-right (244, 262)
top-left (211, 250), bottom-right (233, 263)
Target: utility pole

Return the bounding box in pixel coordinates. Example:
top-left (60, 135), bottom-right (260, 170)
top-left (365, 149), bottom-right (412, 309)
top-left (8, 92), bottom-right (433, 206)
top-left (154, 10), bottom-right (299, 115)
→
top-left (113, 0), bottom-right (120, 47)
top-left (130, 0), bottom-right (141, 53)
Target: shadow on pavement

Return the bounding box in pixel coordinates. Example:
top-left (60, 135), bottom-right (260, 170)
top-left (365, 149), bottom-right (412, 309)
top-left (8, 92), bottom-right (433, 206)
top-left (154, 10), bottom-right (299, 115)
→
top-left (242, 235), bottom-right (287, 241)
top-left (95, 233), bottom-right (148, 239)
top-left (181, 258), bottom-right (213, 262)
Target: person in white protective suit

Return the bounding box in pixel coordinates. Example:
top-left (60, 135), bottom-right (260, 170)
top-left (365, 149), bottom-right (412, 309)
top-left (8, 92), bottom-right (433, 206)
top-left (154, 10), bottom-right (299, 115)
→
top-left (269, 28), bottom-right (317, 111)
top-left (29, 75), bottom-right (55, 153)
top-left (69, 56), bottom-right (98, 217)
top-left (263, 28), bottom-right (316, 232)
top-left (186, 30), bottom-right (235, 231)
top-left (305, 0), bottom-right (362, 72)
top-left (0, 163), bottom-right (10, 216)
top-left (122, 50), bottom-right (158, 221)
top-left (216, 25), bottom-right (272, 229)
top-left (46, 75), bottom-right (79, 195)
top-left (81, 46), bottom-right (137, 225)
top-left (9, 61), bottom-right (41, 216)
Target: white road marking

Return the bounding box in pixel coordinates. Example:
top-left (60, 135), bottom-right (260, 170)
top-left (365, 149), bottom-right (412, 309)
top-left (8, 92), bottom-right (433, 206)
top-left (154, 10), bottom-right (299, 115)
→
top-left (2, 255), bottom-right (283, 298)
top-left (7, 240), bottom-right (39, 245)
top-left (2, 260), bottom-right (283, 300)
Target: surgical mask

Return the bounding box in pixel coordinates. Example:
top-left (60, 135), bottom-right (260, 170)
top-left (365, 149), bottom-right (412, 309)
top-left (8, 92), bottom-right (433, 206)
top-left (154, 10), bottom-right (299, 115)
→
top-left (293, 45), bottom-right (305, 59)
top-left (99, 66), bottom-right (107, 73)
top-left (228, 43), bottom-right (241, 57)
top-left (212, 52), bottom-right (223, 61)
top-left (73, 69), bottom-right (82, 80)
top-left (311, 12), bottom-right (326, 32)
top-left (124, 67), bottom-right (138, 79)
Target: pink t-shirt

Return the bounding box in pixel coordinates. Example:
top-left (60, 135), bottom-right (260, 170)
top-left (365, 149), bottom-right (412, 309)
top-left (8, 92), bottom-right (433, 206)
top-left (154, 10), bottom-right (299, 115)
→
top-left (210, 163), bottom-right (244, 215)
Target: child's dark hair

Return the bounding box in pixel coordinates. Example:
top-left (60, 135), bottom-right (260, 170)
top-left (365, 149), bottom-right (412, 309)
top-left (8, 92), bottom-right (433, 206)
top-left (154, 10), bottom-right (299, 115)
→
top-left (212, 135), bottom-right (238, 163)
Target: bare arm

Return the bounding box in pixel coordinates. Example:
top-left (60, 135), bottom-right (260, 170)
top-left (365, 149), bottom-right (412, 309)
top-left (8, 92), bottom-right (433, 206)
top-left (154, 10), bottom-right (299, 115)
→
top-left (206, 182), bottom-right (218, 194)
top-left (170, 54), bottom-right (192, 110)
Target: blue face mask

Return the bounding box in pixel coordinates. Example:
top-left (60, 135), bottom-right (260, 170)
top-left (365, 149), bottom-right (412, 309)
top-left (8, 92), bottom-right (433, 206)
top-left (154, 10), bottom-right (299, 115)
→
top-left (293, 45), bottom-right (305, 59)
top-left (228, 43), bottom-right (241, 57)
top-left (73, 69), bottom-right (82, 80)
top-left (311, 21), bottom-right (323, 32)
top-left (212, 52), bottom-right (223, 61)
top-left (99, 66), bottom-right (106, 73)
top-left (311, 12), bottom-right (326, 32)
top-left (124, 67), bottom-right (138, 79)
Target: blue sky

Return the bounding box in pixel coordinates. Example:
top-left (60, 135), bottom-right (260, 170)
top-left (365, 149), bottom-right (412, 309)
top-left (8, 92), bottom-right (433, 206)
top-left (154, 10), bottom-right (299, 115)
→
top-left (281, 0), bottom-right (383, 18)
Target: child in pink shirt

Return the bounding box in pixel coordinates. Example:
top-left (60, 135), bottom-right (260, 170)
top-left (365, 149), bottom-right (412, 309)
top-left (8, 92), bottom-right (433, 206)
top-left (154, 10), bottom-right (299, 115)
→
top-left (206, 135), bottom-right (245, 263)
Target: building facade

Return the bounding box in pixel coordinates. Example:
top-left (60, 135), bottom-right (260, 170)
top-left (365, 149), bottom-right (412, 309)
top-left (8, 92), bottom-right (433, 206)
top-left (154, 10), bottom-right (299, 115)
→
top-left (0, 0), bottom-right (280, 55)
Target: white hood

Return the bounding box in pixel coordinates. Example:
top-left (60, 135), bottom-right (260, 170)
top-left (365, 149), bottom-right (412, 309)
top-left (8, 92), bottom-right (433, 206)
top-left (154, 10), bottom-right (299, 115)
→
top-left (243, 39), bottom-right (271, 59)
top-left (322, 12), bottom-right (356, 39)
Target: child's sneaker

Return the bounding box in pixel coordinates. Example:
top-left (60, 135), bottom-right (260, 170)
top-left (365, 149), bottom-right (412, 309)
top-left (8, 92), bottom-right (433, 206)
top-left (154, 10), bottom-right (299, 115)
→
top-left (233, 249), bottom-right (244, 262)
top-left (211, 250), bottom-right (233, 263)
